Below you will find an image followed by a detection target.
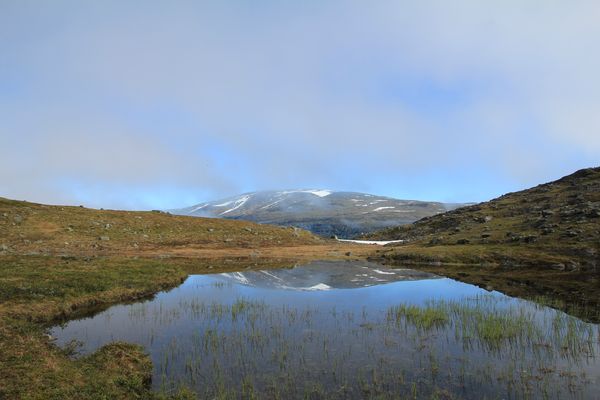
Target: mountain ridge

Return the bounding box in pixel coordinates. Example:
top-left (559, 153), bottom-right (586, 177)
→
top-left (170, 189), bottom-right (468, 238)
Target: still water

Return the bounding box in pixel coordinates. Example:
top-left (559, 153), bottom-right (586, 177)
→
top-left (51, 260), bottom-right (600, 399)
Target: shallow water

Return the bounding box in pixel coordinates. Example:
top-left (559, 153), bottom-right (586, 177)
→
top-left (51, 260), bottom-right (600, 399)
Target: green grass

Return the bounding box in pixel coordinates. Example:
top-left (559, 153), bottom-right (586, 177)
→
top-left (387, 304), bottom-right (449, 330)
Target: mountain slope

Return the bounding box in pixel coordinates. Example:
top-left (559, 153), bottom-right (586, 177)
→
top-left (171, 190), bottom-right (466, 238)
top-left (366, 167), bottom-right (600, 271)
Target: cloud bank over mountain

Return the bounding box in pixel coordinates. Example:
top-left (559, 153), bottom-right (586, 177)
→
top-left (2, 1), bottom-right (599, 208)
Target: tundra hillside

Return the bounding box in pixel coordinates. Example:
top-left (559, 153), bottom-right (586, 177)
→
top-left (365, 167), bottom-right (600, 316)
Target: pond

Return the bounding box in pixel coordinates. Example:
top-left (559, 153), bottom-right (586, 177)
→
top-left (50, 260), bottom-right (600, 399)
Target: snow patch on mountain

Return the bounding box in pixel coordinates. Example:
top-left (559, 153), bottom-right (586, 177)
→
top-left (373, 206), bottom-right (395, 211)
top-left (220, 195), bottom-right (251, 215)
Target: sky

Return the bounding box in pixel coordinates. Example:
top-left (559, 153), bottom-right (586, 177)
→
top-left (1, 1), bottom-right (600, 210)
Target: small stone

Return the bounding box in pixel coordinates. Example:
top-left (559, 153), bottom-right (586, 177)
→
top-left (541, 209), bottom-right (555, 217)
top-left (484, 215), bottom-right (493, 222)
top-left (99, 236), bottom-right (110, 241)
top-left (456, 239), bottom-right (470, 245)
top-left (345, 251), bottom-right (352, 256)
top-left (429, 237), bottom-right (442, 245)
top-left (0, 244), bottom-right (8, 251)
top-left (522, 235), bottom-right (538, 243)
top-left (481, 233), bottom-right (491, 238)
top-left (551, 263), bottom-right (566, 271)
top-left (208, 228), bottom-right (214, 232)
top-left (13, 215), bottom-right (23, 224)
top-left (224, 238), bottom-right (233, 242)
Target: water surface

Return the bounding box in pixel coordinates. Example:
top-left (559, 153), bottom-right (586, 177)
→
top-left (51, 260), bottom-right (600, 399)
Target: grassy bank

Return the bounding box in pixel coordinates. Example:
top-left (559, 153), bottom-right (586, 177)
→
top-left (0, 253), bottom-right (357, 399)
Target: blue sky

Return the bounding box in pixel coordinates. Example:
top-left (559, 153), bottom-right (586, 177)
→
top-left (2, 1), bottom-right (600, 209)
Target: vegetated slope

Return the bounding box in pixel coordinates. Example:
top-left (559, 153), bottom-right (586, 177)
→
top-left (0, 197), bottom-right (322, 257)
top-left (171, 189), bottom-right (466, 238)
top-left (366, 167), bottom-right (600, 270)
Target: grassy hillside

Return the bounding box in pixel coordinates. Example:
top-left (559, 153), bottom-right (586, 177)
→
top-left (366, 167), bottom-right (600, 270)
top-left (0, 197), bottom-right (324, 256)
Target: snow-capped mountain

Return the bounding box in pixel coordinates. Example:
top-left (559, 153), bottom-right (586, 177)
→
top-left (170, 189), bottom-right (467, 238)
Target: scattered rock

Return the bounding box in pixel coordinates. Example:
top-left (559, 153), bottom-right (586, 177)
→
top-left (244, 227), bottom-right (253, 232)
top-left (13, 215), bottom-right (23, 224)
top-left (522, 235), bottom-right (538, 243)
top-left (207, 228), bottom-right (214, 232)
top-left (99, 236), bottom-right (110, 241)
top-left (429, 237), bottom-right (443, 245)
top-left (345, 251), bottom-right (352, 256)
top-left (588, 210), bottom-right (600, 218)
top-left (484, 215), bottom-right (493, 222)
top-left (105, 224), bottom-right (111, 230)
top-left (541, 209), bottom-right (555, 217)
top-left (224, 238), bottom-right (233, 243)
top-left (456, 239), bottom-right (470, 245)
top-left (0, 244), bottom-right (8, 252)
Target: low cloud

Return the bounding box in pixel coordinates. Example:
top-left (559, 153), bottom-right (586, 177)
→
top-left (1, 1), bottom-right (599, 207)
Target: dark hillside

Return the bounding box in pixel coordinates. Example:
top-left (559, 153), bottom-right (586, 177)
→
top-left (366, 167), bottom-right (600, 271)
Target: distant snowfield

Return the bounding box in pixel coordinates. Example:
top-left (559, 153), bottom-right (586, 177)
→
top-left (336, 239), bottom-right (404, 245)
